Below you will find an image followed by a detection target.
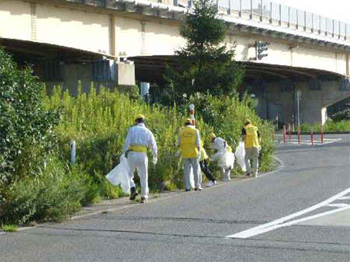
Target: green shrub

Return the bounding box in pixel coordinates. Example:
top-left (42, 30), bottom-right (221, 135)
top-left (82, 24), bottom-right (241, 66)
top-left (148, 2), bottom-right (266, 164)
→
top-left (331, 104), bottom-right (350, 122)
top-left (0, 48), bottom-right (60, 186)
top-left (2, 224), bottom-right (17, 232)
top-left (0, 48), bottom-right (101, 225)
top-left (163, 0), bottom-right (245, 104)
top-left (0, 156), bottom-right (87, 225)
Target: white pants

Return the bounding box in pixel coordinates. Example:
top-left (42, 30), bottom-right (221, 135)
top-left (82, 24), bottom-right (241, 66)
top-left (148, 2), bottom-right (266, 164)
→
top-left (183, 158), bottom-right (201, 190)
top-left (222, 168), bottom-right (231, 180)
top-left (245, 147), bottom-right (259, 176)
top-left (127, 152), bottom-right (149, 199)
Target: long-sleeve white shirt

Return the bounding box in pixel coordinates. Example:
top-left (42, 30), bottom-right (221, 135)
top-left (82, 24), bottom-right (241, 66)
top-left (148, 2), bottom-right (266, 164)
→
top-left (123, 123), bottom-right (158, 158)
top-left (211, 137), bottom-right (234, 169)
top-left (211, 137), bottom-right (227, 151)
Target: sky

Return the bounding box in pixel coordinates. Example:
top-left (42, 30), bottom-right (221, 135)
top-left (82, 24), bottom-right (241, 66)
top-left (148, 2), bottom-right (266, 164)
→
top-left (275, 0), bottom-right (350, 24)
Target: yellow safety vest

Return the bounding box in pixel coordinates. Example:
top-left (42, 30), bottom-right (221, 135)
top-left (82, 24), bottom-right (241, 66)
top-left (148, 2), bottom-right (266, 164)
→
top-left (180, 127), bottom-right (199, 159)
top-left (244, 124), bottom-right (260, 149)
top-left (200, 146), bottom-right (208, 161)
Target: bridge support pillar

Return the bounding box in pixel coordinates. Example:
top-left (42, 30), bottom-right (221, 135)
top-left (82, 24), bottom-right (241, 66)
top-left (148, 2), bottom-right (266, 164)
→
top-left (140, 82), bottom-right (150, 102)
top-left (254, 80), bottom-right (350, 125)
top-left (298, 81), bottom-right (350, 124)
top-left (115, 61), bottom-right (136, 87)
top-left (44, 59), bottom-right (135, 96)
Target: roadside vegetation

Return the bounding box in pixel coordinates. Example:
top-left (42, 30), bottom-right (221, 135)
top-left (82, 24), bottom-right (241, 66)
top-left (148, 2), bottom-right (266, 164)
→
top-left (2, 224), bottom-right (18, 232)
top-left (300, 120), bottom-right (350, 132)
top-left (0, 49), bottom-right (274, 225)
top-left (0, 0), bottom-right (275, 225)
top-left (298, 103), bottom-right (350, 132)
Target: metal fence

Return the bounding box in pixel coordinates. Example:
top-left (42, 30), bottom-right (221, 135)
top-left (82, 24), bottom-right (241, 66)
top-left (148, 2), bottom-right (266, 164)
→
top-left (192, 0), bottom-right (350, 41)
top-left (69, 0), bottom-right (106, 5)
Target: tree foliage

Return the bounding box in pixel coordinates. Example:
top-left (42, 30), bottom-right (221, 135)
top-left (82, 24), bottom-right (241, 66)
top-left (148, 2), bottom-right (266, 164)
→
top-left (331, 103), bottom-right (350, 122)
top-left (0, 48), bottom-right (60, 186)
top-left (163, 0), bottom-right (245, 104)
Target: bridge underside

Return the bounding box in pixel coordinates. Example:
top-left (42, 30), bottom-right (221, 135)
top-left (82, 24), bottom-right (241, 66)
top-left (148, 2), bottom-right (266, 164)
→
top-left (1, 38), bottom-right (103, 64)
top-left (0, 38), bottom-right (134, 94)
top-left (131, 55), bottom-right (350, 125)
top-left (130, 55), bottom-right (343, 83)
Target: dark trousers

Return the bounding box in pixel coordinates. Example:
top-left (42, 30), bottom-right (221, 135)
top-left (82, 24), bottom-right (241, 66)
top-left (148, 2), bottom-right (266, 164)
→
top-left (199, 159), bottom-right (216, 182)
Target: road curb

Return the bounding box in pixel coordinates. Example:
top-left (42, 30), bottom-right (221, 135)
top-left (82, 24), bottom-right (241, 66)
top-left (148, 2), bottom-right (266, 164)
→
top-left (278, 131), bottom-right (350, 135)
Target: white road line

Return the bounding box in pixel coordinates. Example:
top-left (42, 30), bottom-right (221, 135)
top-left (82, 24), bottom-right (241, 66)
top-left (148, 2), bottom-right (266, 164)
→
top-left (279, 138), bottom-right (341, 146)
top-left (276, 138), bottom-right (341, 141)
top-left (319, 139), bottom-right (342, 145)
top-left (327, 203), bottom-right (350, 208)
top-left (278, 206), bottom-right (350, 226)
top-left (226, 187), bottom-right (350, 239)
top-left (232, 206), bottom-right (350, 238)
top-left (339, 196), bottom-right (350, 200)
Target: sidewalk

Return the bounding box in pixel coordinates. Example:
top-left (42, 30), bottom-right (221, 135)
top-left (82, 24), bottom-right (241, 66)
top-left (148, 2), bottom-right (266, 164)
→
top-left (71, 190), bottom-right (180, 220)
top-left (70, 163), bottom-right (281, 220)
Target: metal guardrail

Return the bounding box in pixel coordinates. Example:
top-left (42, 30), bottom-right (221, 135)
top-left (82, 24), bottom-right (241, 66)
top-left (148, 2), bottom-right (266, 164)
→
top-left (70, 0), bottom-right (107, 5)
top-left (67, 0), bottom-right (350, 42)
top-left (212, 0), bottom-right (350, 41)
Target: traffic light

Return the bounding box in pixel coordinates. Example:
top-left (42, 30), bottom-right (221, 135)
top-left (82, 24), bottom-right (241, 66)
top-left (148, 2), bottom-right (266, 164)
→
top-left (255, 41), bottom-right (270, 60)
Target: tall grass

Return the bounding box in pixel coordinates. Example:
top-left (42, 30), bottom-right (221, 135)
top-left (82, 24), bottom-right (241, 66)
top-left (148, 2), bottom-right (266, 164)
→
top-left (2, 225), bottom-right (18, 232)
top-left (300, 120), bottom-right (350, 132)
top-left (45, 85), bottom-right (275, 191)
top-left (1, 155), bottom-right (87, 225)
top-left (44, 84), bottom-right (214, 194)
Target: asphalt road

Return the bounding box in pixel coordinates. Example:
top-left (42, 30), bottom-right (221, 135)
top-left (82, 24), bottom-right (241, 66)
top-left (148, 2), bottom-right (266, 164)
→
top-left (2, 134), bottom-right (350, 262)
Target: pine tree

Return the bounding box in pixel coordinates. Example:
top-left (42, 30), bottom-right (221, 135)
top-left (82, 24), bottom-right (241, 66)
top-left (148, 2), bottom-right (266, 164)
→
top-left (164, 0), bottom-right (245, 104)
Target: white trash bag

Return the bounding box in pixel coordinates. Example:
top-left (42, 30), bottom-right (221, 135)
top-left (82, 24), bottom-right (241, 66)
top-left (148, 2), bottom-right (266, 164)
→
top-left (235, 141), bottom-right (246, 172)
top-left (189, 170), bottom-right (195, 189)
top-left (106, 155), bottom-right (131, 194)
top-left (219, 151), bottom-right (235, 170)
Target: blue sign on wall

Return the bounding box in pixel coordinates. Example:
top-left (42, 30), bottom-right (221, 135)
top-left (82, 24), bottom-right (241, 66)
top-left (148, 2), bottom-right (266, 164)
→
top-left (340, 78), bottom-right (350, 91)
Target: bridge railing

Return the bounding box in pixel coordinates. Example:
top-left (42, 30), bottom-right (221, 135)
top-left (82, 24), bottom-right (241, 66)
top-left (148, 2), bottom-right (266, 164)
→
top-left (66, 0), bottom-right (350, 42)
top-left (206, 0), bottom-right (350, 41)
top-left (68, 0), bottom-right (107, 5)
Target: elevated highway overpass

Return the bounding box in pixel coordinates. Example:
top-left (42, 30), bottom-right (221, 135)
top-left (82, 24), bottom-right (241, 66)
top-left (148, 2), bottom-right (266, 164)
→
top-left (1, 0), bottom-right (350, 124)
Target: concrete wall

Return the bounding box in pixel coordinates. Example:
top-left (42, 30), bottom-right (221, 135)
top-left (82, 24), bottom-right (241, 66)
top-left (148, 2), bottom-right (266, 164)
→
top-left (114, 16), bottom-right (185, 57)
top-left (254, 80), bottom-right (350, 125)
top-left (35, 4), bottom-right (110, 54)
top-left (299, 81), bottom-right (350, 124)
top-left (45, 63), bottom-right (119, 96)
top-left (230, 32), bottom-right (350, 75)
top-left (0, 1), bottom-right (32, 41)
top-left (253, 82), bottom-right (294, 124)
top-left (0, 1), bottom-right (110, 54)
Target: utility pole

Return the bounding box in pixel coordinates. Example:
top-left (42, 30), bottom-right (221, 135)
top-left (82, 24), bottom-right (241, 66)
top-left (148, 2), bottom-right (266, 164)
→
top-left (296, 89), bottom-right (301, 126)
